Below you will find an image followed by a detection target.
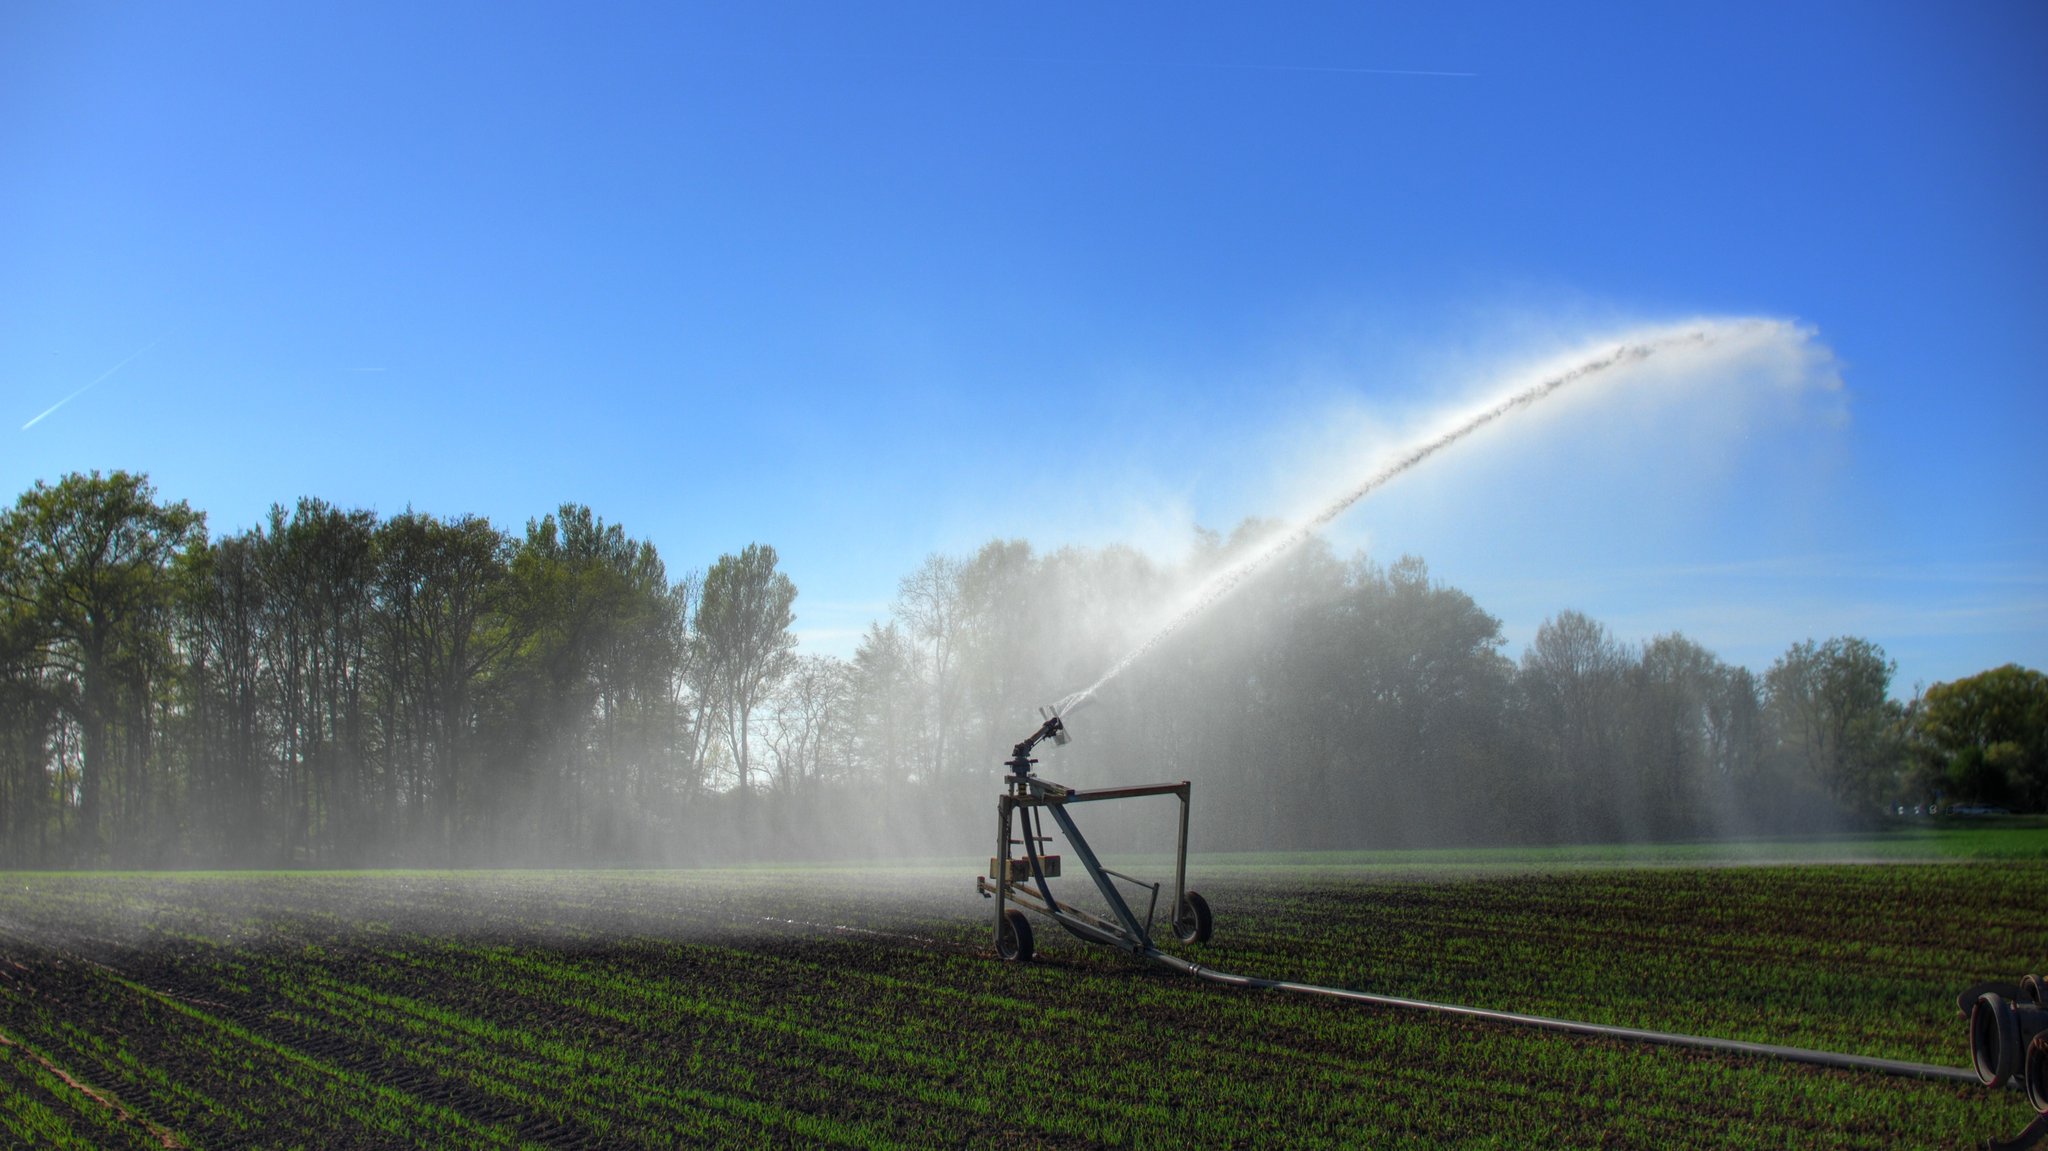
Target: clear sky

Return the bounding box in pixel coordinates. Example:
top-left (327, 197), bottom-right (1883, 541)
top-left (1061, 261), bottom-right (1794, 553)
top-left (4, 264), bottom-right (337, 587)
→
top-left (5, 2), bottom-right (2044, 693)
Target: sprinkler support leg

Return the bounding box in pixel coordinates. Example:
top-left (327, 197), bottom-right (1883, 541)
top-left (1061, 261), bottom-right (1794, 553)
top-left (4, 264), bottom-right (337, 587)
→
top-left (1173, 784), bottom-right (1190, 930)
top-left (991, 792), bottom-right (1011, 948)
top-left (1043, 802), bottom-right (1148, 951)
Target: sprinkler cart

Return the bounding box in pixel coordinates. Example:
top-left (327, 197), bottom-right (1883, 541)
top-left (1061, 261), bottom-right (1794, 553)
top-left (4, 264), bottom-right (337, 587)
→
top-left (975, 711), bottom-right (1212, 963)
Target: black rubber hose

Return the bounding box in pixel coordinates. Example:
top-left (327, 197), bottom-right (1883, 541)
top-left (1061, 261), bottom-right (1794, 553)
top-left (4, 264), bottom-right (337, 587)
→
top-left (1963, 982), bottom-right (2027, 1017)
top-left (1022, 806), bottom-right (1058, 913)
top-left (1989, 1112), bottom-right (2048, 1151)
top-left (1023, 805), bottom-right (1106, 949)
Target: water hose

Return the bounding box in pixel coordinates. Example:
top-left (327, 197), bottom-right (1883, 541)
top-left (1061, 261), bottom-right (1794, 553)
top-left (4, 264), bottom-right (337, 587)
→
top-left (1143, 947), bottom-right (1986, 1085)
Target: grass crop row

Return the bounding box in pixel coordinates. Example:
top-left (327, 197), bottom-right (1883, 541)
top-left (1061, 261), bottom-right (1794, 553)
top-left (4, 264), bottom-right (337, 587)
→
top-left (0, 841), bottom-right (2041, 1148)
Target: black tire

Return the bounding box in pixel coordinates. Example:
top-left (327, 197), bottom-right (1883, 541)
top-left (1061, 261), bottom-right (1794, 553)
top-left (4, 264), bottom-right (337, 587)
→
top-left (1973, 993), bottom-right (2021, 1087)
top-left (997, 908), bottom-right (1034, 962)
top-left (2027, 1032), bottom-right (2048, 1114)
top-left (1174, 890), bottom-right (1213, 945)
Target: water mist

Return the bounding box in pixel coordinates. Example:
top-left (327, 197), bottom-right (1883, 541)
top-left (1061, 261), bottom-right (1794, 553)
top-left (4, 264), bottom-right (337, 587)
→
top-left (1055, 317), bottom-right (1820, 716)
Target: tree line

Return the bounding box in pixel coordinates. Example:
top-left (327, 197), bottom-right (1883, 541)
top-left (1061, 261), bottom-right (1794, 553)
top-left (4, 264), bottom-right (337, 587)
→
top-left (2, 471), bottom-right (2042, 868)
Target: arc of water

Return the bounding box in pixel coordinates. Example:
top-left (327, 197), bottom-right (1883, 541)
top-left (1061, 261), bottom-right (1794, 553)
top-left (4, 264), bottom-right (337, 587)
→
top-left (1053, 322), bottom-right (1742, 718)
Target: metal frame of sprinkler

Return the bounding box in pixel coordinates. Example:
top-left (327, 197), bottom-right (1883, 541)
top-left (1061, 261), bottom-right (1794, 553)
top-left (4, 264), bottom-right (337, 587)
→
top-left (974, 710), bottom-right (1212, 963)
top-left (980, 711), bottom-right (2047, 1149)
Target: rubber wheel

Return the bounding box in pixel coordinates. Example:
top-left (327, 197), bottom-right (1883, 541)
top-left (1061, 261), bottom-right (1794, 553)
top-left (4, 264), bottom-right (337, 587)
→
top-left (1174, 891), bottom-right (1213, 944)
top-left (1973, 993), bottom-right (2021, 1087)
top-left (2027, 1032), bottom-right (2048, 1113)
top-left (996, 908), bottom-right (1034, 962)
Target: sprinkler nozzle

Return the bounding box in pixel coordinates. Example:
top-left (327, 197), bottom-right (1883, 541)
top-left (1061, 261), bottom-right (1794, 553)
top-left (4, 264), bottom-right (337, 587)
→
top-left (1006, 712), bottom-right (1071, 775)
top-left (1037, 706), bottom-right (1072, 746)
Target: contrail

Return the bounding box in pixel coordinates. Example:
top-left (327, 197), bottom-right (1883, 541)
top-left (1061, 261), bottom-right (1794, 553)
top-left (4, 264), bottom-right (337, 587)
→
top-left (1172, 63), bottom-right (1475, 77)
top-left (729, 50), bottom-right (1475, 78)
top-left (21, 340), bottom-right (160, 431)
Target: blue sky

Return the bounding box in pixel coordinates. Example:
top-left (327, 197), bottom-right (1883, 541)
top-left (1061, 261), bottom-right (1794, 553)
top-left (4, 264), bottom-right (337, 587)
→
top-left (4, 2), bottom-right (2044, 692)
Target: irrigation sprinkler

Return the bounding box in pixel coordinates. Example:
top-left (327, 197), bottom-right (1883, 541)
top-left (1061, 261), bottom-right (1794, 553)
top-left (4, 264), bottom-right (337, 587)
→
top-left (974, 710), bottom-right (1212, 963)
top-left (977, 711), bottom-right (2038, 1145)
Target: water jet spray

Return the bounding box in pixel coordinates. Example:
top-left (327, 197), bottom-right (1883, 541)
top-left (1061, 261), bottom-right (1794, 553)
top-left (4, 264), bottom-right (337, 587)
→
top-left (1054, 319), bottom-right (1785, 717)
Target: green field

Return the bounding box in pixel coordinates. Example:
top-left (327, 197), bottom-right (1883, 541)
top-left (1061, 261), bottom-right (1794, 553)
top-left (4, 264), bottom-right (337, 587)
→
top-left (1, 826), bottom-right (2044, 1149)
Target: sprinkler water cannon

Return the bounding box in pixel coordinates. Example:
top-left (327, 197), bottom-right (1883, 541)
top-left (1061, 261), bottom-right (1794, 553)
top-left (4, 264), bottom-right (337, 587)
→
top-left (1005, 710), bottom-right (1069, 776)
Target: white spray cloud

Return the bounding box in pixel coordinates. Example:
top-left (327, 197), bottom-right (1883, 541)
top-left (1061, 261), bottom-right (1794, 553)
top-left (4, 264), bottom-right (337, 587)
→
top-left (1056, 317), bottom-right (1844, 712)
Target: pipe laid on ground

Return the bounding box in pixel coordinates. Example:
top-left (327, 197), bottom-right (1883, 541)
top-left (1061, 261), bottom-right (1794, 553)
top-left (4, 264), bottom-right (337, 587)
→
top-left (1143, 948), bottom-right (1983, 1085)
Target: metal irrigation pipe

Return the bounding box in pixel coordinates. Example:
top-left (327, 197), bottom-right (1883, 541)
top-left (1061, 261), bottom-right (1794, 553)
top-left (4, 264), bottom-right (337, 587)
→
top-left (1143, 948), bottom-right (1987, 1085)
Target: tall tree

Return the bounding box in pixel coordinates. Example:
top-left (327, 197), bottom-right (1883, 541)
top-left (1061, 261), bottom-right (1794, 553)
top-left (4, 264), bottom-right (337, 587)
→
top-left (495, 506), bottom-right (681, 857)
top-left (1765, 636), bottom-right (1900, 807)
top-left (1630, 633), bottom-right (1743, 835)
top-left (896, 554), bottom-right (967, 780)
top-left (375, 511), bottom-right (513, 855)
top-left (0, 472), bottom-right (202, 863)
top-left (764, 654), bottom-right (850, 794)
top-left (180, 532), bottom-right (270, 862)
top-left (953, 540), bottom-right (1037, 762)
top-left (1912, 664), bottom-right (2048, 808)
top-left (253, 499), bottom-right (378, 863)
top-left (1520, 609), bottom-right (1635, 840)
top-left (669, 569), bottom-right (716, 796)
top-left (1321, 556), bottom-right (1513, 847)
top-left (0, 595), bottom-right (62, 866)
top-left (849, 621), bottom-right (921, 785)
top-left (693, 544), bottom-right (797, 793)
